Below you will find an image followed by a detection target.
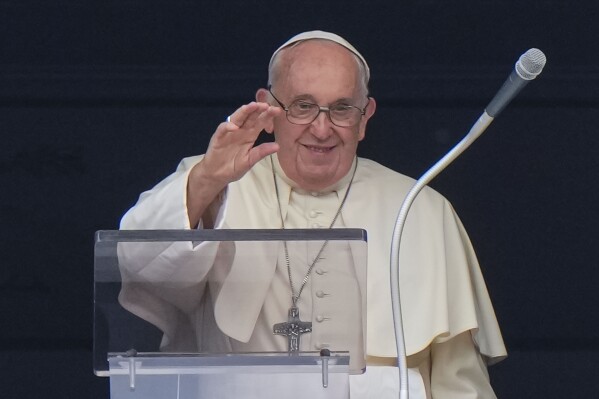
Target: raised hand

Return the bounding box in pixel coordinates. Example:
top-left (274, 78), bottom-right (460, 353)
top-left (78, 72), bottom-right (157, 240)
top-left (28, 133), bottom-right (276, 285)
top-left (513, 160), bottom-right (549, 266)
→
top-left (186, 102), bottom-right (281, 227)
top-left (201, 102), bottom-right (280, 185)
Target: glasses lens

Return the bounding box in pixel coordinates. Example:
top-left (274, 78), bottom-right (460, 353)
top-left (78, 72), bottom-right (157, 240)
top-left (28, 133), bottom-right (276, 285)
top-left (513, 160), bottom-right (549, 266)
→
top-left (288, 101), bottom-right (318, 123)
top-left (329, 105), bottom-right (360, 127)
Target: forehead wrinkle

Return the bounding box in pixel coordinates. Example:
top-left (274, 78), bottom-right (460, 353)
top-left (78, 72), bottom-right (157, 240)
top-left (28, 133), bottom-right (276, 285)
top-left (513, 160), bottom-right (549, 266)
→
top-left (274, 41), bottom-right (361, 97)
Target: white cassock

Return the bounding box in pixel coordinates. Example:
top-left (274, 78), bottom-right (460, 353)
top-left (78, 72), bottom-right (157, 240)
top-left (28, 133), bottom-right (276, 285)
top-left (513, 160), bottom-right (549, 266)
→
top-left (118, 154), bottom-right (507, 398)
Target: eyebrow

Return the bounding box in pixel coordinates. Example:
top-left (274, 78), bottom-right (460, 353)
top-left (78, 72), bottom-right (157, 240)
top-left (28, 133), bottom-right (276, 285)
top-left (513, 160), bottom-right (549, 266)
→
top-left (291, 94), bottom-right (356, 105)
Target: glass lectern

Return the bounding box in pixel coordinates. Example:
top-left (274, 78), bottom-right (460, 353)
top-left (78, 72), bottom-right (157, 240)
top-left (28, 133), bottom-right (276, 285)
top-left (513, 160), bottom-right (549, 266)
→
top-left (94, 229), bottom-right (367, 399)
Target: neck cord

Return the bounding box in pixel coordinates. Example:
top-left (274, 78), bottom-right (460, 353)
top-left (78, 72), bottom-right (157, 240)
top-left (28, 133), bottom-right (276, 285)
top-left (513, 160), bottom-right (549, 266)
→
top-left (270, 155), bottom-right (358, 306)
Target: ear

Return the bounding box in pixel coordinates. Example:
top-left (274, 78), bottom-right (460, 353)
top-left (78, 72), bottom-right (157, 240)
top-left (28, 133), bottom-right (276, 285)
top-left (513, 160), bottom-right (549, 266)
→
top-left (256, 88), bottom-right (277, 134)
top-left (256, 88), bottom-right (269, 103)
top-left (358, 97), bottom-right (376, 141)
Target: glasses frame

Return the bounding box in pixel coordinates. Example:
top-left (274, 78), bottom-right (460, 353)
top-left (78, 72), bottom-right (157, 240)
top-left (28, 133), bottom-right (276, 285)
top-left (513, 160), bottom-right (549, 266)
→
top-left (268, 86), bottom-right (369, 128)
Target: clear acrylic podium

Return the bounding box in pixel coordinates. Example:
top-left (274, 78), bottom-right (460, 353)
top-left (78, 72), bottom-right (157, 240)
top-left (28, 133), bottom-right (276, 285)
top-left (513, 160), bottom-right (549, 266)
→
top-left (94, 229), bottom-right (368, 399)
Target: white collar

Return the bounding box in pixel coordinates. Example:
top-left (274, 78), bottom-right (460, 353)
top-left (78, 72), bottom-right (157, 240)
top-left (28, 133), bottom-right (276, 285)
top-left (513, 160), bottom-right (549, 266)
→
top-left (270, 153), bottom-right (357, 197)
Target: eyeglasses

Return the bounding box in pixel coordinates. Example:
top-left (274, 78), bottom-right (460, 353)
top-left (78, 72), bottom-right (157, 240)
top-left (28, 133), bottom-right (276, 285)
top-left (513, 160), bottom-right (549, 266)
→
top-left (268, 86), bottom-right (369, 128)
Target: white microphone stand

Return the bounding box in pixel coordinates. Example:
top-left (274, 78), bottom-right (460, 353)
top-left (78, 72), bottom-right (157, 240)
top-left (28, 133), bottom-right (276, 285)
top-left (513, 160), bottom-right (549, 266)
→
top-left (390, 112), bottom-right (494, 399)
top-left (387, 47), bottom-right (545, 398)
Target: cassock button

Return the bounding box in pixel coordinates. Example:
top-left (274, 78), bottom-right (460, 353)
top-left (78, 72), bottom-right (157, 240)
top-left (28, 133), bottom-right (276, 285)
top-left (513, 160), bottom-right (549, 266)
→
top-left (315, 315), bottom-right (325, 322)
top-left (309, 210), bottom-right (318, 218)
top-left (311, 223), bottom-right (321, 228)
top-left (316, 290), bottom-right (326, 298)
top-left (315, 268), bottom-right (326, 275)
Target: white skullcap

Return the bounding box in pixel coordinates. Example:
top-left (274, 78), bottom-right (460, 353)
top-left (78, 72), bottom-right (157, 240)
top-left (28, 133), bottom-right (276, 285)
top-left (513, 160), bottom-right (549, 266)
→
top-left (268, 30), bottom-right (370, 82)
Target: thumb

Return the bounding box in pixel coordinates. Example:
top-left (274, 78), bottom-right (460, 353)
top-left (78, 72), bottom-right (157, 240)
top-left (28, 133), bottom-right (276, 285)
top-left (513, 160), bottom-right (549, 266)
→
top-left (248, 142), bottom-right (280, 168)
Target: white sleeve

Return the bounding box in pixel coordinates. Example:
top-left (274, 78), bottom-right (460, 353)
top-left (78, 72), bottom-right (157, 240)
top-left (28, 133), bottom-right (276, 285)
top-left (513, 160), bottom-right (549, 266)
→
top-left (117, 155), bottom-right (229, 350)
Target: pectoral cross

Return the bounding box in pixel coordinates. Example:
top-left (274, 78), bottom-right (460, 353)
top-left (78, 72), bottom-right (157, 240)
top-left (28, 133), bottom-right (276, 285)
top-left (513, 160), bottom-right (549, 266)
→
top-left (273, 306), bottom-right (312, 352)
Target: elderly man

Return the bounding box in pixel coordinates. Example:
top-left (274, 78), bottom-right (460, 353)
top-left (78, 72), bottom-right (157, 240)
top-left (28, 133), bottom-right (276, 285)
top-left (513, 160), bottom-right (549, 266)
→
top-left (119, 31), bottom-right (507, 398)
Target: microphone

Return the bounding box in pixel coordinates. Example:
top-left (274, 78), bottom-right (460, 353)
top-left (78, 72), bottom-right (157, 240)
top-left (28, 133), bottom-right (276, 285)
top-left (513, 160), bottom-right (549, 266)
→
top-left (390, 48), bottom-right (546, 399)
top-left (485, 48), bottom-right (547, 117)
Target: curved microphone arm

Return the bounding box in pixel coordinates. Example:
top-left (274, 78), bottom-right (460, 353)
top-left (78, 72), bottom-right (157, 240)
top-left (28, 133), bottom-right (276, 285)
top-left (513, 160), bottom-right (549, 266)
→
top-left (390, 112), bottom-right (494, 399)
top-left (388, 47), bottom-right (545, 399)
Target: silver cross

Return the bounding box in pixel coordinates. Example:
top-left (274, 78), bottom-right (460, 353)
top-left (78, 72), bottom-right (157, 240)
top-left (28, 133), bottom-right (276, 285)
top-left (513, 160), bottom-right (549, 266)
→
top-left (273, 306), bottom-right (312, 352)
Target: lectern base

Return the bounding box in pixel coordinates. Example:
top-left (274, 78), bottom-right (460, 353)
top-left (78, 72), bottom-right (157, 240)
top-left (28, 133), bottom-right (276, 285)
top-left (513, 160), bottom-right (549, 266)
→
top-left (108, 353), bottom-right (351, 399)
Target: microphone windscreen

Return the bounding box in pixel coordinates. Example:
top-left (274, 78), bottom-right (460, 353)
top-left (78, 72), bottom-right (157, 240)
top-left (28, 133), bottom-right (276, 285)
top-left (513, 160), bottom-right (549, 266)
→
top-left (516, 48), bottom-right (547, 80)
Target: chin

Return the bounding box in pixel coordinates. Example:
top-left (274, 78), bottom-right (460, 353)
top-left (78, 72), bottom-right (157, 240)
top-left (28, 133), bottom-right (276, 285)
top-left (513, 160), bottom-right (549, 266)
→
top-left (298, 168), bottom-right (338, 189)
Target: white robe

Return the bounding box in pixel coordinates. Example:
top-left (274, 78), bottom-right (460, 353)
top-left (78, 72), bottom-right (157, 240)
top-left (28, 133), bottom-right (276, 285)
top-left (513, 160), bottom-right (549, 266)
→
top-left (118, 154), bottom-right (507, 398)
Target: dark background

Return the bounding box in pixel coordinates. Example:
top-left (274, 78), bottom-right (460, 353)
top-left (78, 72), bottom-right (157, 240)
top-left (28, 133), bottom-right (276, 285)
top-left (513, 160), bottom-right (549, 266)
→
top-left (1, 1), bottom-right (598, 397)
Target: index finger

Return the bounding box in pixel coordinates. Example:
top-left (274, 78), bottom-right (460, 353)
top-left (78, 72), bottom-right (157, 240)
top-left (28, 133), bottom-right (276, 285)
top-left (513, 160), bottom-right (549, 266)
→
top-left (227, 102), bottom-right (270, 127)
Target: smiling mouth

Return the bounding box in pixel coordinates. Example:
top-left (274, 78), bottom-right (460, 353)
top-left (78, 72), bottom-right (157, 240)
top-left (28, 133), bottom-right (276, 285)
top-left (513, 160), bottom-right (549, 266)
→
top-left (304, 145), bottom-right (335, 153)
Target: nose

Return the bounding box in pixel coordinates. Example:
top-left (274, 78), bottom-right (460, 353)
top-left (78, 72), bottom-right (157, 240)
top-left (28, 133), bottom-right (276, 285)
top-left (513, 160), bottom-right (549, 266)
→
top-left (310, 110), bottom-right (334, 140)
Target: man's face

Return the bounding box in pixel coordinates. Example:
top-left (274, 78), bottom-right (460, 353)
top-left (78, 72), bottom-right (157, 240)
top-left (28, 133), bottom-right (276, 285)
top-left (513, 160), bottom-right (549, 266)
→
top-left (263, 41), bottom-right (375, 191)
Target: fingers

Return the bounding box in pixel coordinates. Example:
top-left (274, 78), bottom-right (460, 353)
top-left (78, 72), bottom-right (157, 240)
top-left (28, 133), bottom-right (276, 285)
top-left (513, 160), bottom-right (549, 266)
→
top-left (202, 102), bottom-right (281, 185)
top-left (226, 102), bottom-right (280, 132)
top-left (226, 102), bottom-right (265, 126)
